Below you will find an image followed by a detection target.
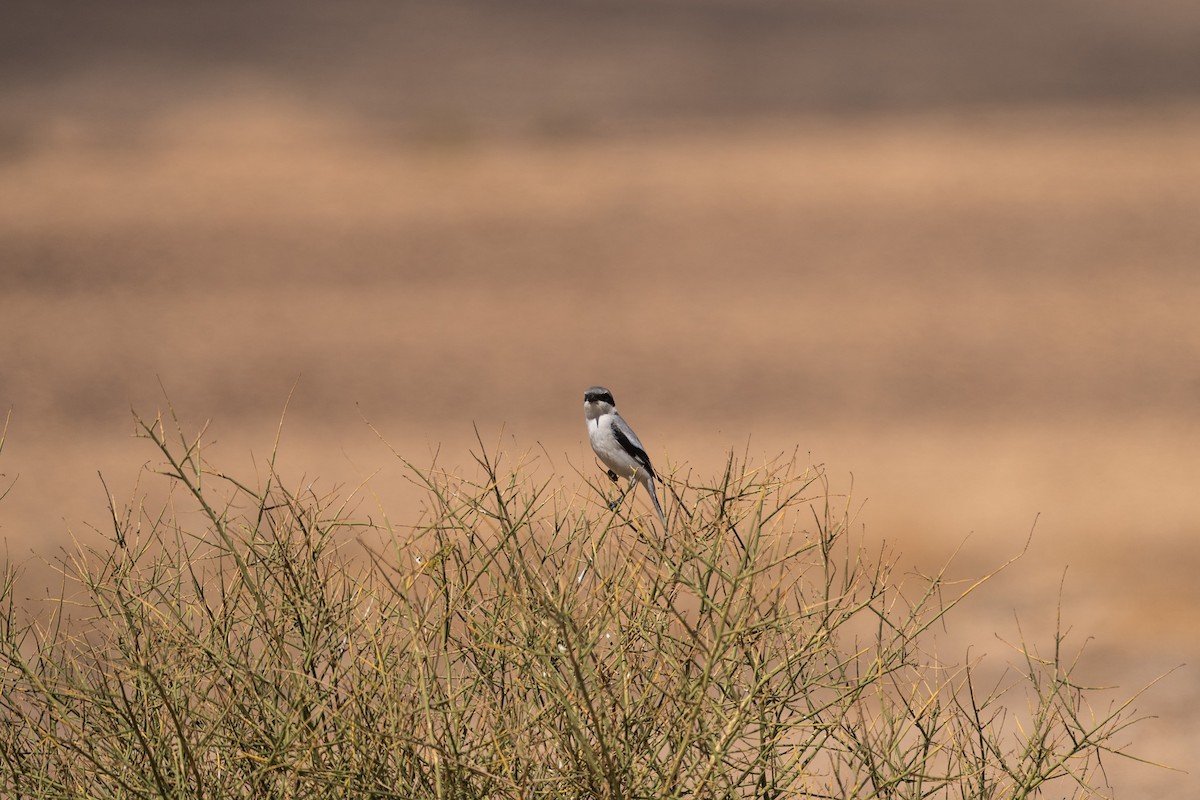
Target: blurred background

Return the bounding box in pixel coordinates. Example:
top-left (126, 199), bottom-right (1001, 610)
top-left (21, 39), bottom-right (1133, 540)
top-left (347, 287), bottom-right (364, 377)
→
top-left (1, 1), bottom-right (1197, 794)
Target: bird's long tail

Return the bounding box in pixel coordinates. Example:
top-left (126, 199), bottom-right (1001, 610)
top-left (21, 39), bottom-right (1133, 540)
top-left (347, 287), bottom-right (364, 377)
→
top-left (641, 473), bottom-right (667, 530)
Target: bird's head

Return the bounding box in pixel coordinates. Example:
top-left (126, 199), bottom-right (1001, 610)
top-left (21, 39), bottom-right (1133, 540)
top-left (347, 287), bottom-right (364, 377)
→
top-left (583, 386), bottom-right (616, 419)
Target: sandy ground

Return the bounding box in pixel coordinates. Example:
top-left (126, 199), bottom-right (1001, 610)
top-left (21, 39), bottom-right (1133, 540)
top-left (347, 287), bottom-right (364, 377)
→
top-left (2, 2), bottom-right (1198, 795)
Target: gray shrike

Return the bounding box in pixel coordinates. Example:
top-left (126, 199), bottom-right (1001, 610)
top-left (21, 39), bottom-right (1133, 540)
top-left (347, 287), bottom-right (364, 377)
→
top-left (583, 385), bottom-right (666, 527)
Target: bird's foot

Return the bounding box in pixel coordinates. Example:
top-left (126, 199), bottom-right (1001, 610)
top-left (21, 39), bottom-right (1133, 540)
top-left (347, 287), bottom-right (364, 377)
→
top-left (606, 470), bottom-right (620, 483)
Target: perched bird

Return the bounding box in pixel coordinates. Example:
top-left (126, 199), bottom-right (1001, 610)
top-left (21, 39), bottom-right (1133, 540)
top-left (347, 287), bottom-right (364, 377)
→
top-left (583, 385), bottom-right (666, 528)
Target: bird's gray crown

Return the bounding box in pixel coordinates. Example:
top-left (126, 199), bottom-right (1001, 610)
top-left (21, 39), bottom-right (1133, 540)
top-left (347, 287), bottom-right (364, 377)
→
top-left (584, 386), bottom-right (615, 406)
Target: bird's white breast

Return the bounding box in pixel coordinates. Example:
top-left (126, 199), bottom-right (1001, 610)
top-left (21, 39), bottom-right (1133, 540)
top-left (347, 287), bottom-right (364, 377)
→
top-left (588, 413), bottom-right (637, 478)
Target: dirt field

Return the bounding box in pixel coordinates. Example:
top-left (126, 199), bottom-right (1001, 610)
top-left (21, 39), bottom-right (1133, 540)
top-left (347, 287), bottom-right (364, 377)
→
top-left (2, 2), bottom-right (1198, 795)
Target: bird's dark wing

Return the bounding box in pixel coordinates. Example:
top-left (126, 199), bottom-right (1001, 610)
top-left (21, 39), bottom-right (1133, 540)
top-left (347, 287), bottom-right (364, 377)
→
top-left (611, 419), bottom-right (657, 481)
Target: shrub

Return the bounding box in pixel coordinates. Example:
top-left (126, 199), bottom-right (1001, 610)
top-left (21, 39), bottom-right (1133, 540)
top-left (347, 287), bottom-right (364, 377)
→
top-left (0, 411), bottom-right (1155, 798)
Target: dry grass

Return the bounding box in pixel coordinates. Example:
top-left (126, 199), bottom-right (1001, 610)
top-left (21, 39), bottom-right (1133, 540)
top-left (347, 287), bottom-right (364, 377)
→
top-left (0, 409), bottom-right (1166, 798)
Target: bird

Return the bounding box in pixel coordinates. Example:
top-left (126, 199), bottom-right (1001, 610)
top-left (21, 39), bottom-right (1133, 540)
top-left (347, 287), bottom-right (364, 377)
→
top-left (583, 385), bottom-right (666, 528)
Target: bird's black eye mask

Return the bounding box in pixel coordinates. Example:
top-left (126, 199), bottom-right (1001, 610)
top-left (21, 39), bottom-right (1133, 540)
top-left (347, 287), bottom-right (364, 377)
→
top-left (585, 391), bottom-right (615, 406)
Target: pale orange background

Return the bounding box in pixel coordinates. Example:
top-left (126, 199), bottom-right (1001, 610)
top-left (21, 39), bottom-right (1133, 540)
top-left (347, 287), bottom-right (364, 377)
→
top-left (2, 2), bottom-right (1197, 794)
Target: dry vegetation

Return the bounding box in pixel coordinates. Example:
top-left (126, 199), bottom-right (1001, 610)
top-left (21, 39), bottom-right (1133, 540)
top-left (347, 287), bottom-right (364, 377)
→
top-left (0, 411), bottom-right (1161, 798)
